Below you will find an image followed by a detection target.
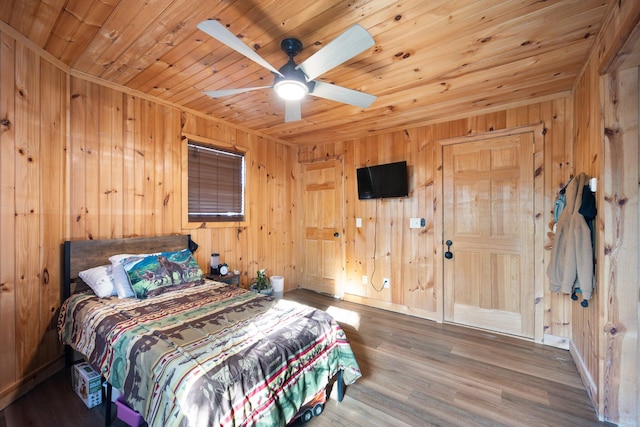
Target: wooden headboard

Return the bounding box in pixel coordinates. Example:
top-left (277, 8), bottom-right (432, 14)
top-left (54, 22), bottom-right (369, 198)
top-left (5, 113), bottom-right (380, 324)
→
top-left (63, 234), bottom-right (194, 299)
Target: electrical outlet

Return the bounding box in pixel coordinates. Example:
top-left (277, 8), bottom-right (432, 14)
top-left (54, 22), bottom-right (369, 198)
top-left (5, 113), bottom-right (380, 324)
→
top-left (362, 275), bottom-right (368, 284)
top-left (383, 278), bottom-right (390, 288)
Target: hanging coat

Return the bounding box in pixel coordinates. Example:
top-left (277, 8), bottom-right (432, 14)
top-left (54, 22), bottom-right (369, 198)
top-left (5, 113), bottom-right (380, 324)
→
top-left (546, 173), bottom-right (594, 300)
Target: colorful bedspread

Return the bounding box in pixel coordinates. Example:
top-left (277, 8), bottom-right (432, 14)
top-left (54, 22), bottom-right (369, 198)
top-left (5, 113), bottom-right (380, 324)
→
top-left (58, 281), bottom-right (361, 426)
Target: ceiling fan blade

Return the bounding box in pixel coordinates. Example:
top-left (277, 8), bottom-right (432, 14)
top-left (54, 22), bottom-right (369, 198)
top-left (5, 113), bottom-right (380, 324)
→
top-left (284, 100), bottom-right (302, 122)
top-left (297, 24), bottom-right (374, 82)
top-left (197, 20), bottom-right (283, 77)
top-left (310, 81), bottom-right (377, 108)
top-left (204, 86), bottom-right (271, 98)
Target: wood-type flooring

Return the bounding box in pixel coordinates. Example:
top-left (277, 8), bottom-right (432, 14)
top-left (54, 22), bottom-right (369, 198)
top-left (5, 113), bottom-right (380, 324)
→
top-left (0, 289), bottom-right (611, 427)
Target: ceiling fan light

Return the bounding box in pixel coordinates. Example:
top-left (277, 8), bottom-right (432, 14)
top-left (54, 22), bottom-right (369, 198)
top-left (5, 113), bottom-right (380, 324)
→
top-left (274, 80), bottom-right (308, 101)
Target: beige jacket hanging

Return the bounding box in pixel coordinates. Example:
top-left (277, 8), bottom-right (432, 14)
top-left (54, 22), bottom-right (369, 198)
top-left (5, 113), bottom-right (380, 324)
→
top-left (546, 173), bottom-right (594, 300)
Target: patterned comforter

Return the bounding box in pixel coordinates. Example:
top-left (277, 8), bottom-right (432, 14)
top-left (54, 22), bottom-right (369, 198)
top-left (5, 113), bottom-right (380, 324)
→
top-left (58, 281), bottom-right (361, 426)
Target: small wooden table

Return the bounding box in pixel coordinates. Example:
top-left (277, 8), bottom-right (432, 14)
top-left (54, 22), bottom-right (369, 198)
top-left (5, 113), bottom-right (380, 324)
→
top-left (206, 273), bottom-right (240, 287)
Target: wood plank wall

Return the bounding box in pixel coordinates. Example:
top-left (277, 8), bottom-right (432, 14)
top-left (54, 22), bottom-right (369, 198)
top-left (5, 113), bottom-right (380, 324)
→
top-left (298, 99), bottom-right (575, 342)
top-left (69, 77), bottom-right (185, 240)
top-left (600, 65), bottom-right (639, 427)
top-left (179, 112), bottom-right (298, 286)
top-left (0, 27), bottom-right (297, 410)
top-left (570, 1), bottom-right (640, 424)
top-left (67, 79), bottom-right (297, 290)
top-left (570, 45), bottom-right (601, 410)
top-left (0, 30), bottom-right (67, 408)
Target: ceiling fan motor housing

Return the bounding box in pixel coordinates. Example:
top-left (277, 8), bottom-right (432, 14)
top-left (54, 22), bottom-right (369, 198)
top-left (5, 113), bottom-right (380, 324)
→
top-left (274, 60), bottom-right (315, 91)
top-left (280, 38), bottom-right (303, 57)
top-left (274, 38), bottom-right (315, 96)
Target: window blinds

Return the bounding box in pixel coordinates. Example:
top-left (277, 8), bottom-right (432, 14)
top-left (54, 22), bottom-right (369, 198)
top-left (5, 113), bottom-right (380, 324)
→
top-left (188, 142), bottom-right (245, 222)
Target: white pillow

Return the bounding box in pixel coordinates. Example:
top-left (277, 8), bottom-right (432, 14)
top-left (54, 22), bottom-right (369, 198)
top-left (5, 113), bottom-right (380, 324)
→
top-left (78, 265), bottom-right (117, 298)
top-left (109, 254), bottom-right (140, 299)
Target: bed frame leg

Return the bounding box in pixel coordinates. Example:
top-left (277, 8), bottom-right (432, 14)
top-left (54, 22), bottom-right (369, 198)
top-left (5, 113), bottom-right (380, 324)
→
top-left (64, 345), bottom-right (74, 368)
top-left (105, 381), bottom-right (113, 426)
top-left (337, 370), bottom-right (345, 402)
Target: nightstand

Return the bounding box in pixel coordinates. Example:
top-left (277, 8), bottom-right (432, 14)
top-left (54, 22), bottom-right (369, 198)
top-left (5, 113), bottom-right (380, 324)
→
top-left (206, 273), bottom-right (240, 287)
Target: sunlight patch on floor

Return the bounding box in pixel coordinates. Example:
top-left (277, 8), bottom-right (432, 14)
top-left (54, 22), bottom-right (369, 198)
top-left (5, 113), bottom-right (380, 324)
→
top-left (326, 306), bottom-right (360, 330)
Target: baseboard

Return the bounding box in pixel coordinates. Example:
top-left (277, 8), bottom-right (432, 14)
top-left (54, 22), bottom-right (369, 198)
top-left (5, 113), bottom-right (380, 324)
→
top-left (569, 339), bottom-right (599, 416)
top-left (0, 356), bottom-right (64, 411)
top-left (342, 293), bottom-right (440, 321)
top-left (543, 333), bottom-right (570, 349)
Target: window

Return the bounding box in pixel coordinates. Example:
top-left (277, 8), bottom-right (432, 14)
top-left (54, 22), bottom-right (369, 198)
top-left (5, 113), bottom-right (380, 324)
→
top-left (187, 141), bottom-right (245, 223)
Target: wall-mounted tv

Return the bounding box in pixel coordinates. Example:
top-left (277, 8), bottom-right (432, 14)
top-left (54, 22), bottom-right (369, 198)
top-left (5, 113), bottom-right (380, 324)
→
top-left (357, 161), bottom-right (409, 200)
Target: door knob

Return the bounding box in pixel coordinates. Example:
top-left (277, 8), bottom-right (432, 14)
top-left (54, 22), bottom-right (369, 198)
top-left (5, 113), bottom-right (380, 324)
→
top-left (444, 240), bottom-right (453, 259)
top-left (334, 232), bottom-right (340, 237)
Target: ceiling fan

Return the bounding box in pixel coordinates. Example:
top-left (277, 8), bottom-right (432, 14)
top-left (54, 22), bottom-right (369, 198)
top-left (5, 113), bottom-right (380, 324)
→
top-left (197, 20), bottom-right (377, 122)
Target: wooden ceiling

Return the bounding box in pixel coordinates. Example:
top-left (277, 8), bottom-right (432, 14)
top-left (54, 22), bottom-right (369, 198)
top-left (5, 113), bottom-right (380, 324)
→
top-left (1, 0), bottom-right (610, 145)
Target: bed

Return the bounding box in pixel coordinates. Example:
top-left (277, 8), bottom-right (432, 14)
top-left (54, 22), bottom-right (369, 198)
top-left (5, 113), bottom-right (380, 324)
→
top-left (57, 235), bottom-right (361, 426)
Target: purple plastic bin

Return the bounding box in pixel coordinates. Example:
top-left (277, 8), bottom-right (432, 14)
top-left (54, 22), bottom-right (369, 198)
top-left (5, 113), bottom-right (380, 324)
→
top-left (115, 395), bottom-right (145, 427)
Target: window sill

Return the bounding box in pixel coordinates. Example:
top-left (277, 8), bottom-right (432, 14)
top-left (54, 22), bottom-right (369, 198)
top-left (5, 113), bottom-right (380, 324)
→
top-left (182, 220), bottom-right (247, 229)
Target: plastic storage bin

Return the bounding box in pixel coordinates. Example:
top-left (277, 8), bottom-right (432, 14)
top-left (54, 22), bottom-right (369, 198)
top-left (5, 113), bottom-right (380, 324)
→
top-left (102, 382), bottom-right (121, 402)
top-left (115, 395), bottom-right (145, 427)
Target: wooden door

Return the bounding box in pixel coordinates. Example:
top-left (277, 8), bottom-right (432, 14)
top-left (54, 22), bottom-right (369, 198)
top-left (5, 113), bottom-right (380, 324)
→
top-left (299, 160), bottom-right (345, 295)
top-left (443, 133), bottom-right (534, 338)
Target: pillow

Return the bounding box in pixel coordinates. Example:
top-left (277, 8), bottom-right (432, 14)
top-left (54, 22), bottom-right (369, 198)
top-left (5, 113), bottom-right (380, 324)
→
top-left (78, 265), bottom-right (117, 298)
top-left (122, 249), bottom-right (203, 299)
top-left (109, 253), bottom-right (140, 299)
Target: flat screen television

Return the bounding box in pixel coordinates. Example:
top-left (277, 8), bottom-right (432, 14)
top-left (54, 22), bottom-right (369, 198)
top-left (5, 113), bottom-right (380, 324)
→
top-left (357, 161), bottom-right (409, 200)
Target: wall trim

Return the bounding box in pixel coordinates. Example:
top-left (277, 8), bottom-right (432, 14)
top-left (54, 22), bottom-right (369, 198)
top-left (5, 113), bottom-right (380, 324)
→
top-left (570, 338), bottom-right (600, 419)
top-left (295, 93), bottom-right (570, 147)
top-left (0, 20), bottom-right (70, 73)
top-left (543, 333), bottom-right (570, 350)
top-left (0, 357), bottom-right (64, 411)
top-left (342, 293), bottom-right (440, 322)
top-left (69, 69), bottom-right (293, 147)
top-left (0, 20), bottom-right (292, 148)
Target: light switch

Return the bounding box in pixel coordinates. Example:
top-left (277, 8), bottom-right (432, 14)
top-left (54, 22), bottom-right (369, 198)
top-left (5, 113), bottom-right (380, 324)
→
top-left (356, 217), bottom-right (362, 227)
top-left (409, 218), bottom-right (421, 229)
